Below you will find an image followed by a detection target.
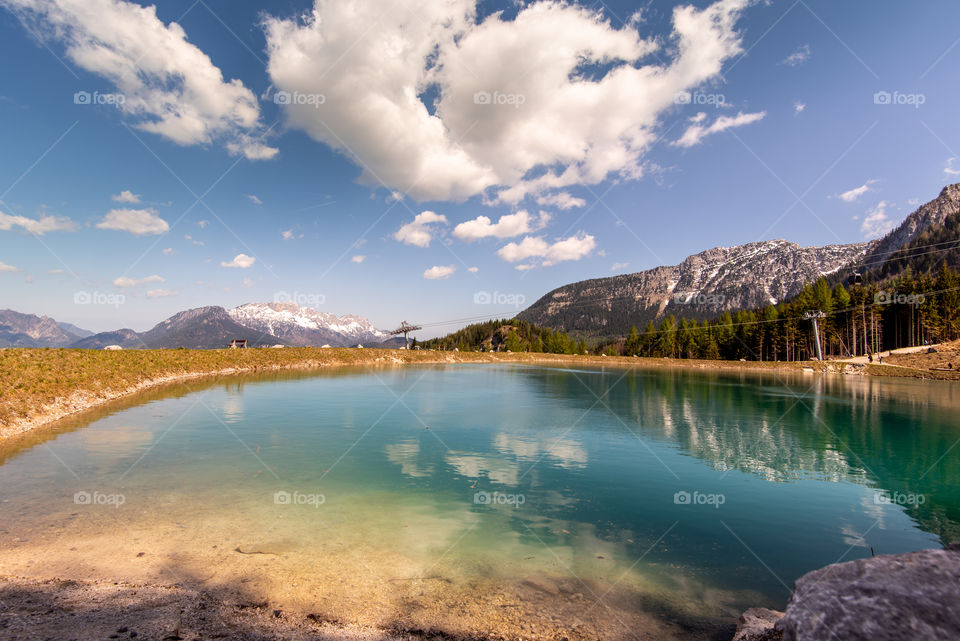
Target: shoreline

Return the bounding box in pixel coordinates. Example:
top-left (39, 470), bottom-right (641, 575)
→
top-left (1, 347), bottom-right (956, 442)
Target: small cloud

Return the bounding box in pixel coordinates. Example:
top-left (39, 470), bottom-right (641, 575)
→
top-left (394, 211), bottom-right (447, 247)
top-left (247, 194), bottom-right (263, 205)
top-left (221, 253), bottom-right (256, 268)
top-left (423, 264), bottom-right (456, 280)
top-left (47, 268), bottom-right (64, 274)
top-left (497, 232), bottom-right (596, 268)
top-left (467, 266), bottom-right (478, 273)
top-left (114, 274), bottom-right (165, 287)
top-left (351, 255), bottom-right (366, 263)
top-left (242, 277), bottom-right (254, 288)
top-left (111, 189), bottom-right (141, 204)
top-left (452, 210), bottom-right (548, 242)
top-left (162, 247), bottom-right (174, 256)
top-left (184, 234), bottom-right (204, 246)
top-left (611, 262), bottom-right (629, 271)
top-left (281, 229), bottom-right (303, 240)
top-left (0, 261), bottom-right (18, 272)
top-left (536, 192), bottom-right (586, 210)
top-left (96, 208), bottom-right (169, 235)
top-left (781, 44), bottom-right (811, 67)
top-left (672, 111), bottom-right (766, 148)
top-left (861, 201), bottom-right (895, 238)
top-left (197, 220), bottom-right (209, 229)
top-left (794, 101), bottom-right (806, 114)
top-left (146, 288), bottom-right (178, 299)
top-left (944, 158), bottom-right (960, 176)
top-left (0, 211), bottom-right (76, 235)
top-left (836, 180), bottom-right (877, 203)
top-left (387, 190), bottom-right (404, 203)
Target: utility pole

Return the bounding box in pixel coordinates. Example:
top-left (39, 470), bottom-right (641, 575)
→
top-left (389, 321), bottom-right (423, 349)
top-left (803, 311), bottom-right (826, 361)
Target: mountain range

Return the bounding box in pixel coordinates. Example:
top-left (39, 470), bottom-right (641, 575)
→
top-left (5, 183), bottom-right (958, 348)
top-left (0, 303), bottom-right (390, 349)
top-left (518, 182), bottom-right (960, 337)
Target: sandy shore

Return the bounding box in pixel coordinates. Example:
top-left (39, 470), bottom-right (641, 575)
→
top-left (0, 574), bottom-right (437, 641)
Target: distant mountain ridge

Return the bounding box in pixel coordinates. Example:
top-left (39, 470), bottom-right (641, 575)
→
top-left (1, 303), bottom-right (390, 349)
top-left (518, 240), bottom-right (871, 337)
top-left (0, 310), bottom-right (88, 348)
top-left (518, 182), bottom-right (960, 338)
top-left (858, 183), bottom-right (960, 273)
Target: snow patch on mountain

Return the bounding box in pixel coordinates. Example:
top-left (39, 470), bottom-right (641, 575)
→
top-left (228, 302), bottom-right (388, 347)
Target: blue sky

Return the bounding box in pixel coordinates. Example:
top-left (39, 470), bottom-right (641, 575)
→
top-left (1, 0), bottom-right (958, 337)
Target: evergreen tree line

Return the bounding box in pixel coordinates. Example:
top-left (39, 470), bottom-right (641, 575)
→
top-left (420, 318), bottom-right (588, 354)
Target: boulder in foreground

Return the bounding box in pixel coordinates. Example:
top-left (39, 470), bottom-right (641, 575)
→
top-left (776, 543), bottom-right (960, 641)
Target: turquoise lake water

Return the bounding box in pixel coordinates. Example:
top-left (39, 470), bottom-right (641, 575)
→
top-left (0, 364), bottom-right (957, 639)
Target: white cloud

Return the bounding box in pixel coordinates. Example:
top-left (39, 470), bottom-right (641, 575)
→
top-left (424, 264), bottom-right (456, 280)
top-left (146, 288), bottom-right (177, 298)
top-left (497, 232), bottom-right (596, 268)
top-left (242, 277), bottom-right (254, 288)
top-left (861, 201), bottom-right (895, 239)
top-left (944, 158), bottom-right (960, 176)
top-left (467, 266), bottom-right (479, 273)
top-left (794, 101), bottom-right (806, 114)
top-left (0, 210), bottom-right (76, 234)
top-left (452, 209), bottom-right (548, 242)
top-left (196, 220), bottom-right (209, 229)
top-left (48, 268), bottom-right (64, 274)
top-left (111, 189), bottom-right (140, 203)
top-left (247, 194), bottom-right (263, 205)
top-left (351, 255), bottom-right (366, 263)
top-left (387, 191), bottom-right (404, 203)
top-left (536, 192), bottom-right (586, 210)
top-left (113, 274), bottom-right (164, 287)
top-left (837, 180), bottom-right (877, 203)
top-left (184, 234), bottom-right (204, 246)
top-left (263, 0), bottom-right (752, 204)
top-left (281, 229), bottom-right (295, 240)
top-left (95, 208), bottom-right (169, 235)
top-left (0, 261), bottom-right (18, 272)
top-left (673, 111), bottom-right (766, 148)
top-left (394, 210), bottom-right (448, 247)
top-left (3, 0), bottom-right (276, 159)
top-left (221, 253), bottom-right (256, 268)
top-left (781, 44), bottom-right (811, 67)
top-left (162, 247), bottom-right (174, 256)
top-left (611, 262), bottom-right (629, 271)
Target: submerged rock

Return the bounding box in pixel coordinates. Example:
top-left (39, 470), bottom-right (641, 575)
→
top-left (733, 608), bottom-right (783, 641)
top-left (776, 543), bottom-right (960, 641)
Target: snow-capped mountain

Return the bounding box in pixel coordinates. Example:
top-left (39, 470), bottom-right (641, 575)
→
top-left (228, 302), bottom-right (389, 347)
top-left (518, 240), bottom-right (872, 337)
